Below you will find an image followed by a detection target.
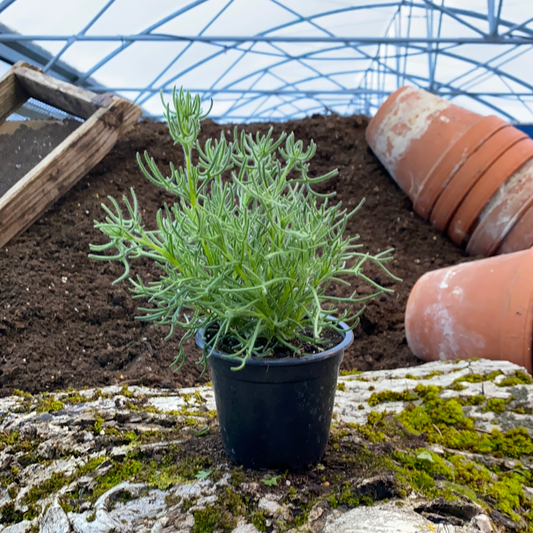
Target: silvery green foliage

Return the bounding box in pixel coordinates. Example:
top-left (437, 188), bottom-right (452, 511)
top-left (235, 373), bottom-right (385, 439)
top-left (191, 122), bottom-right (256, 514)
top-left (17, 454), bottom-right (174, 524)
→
top-left (90, 88), bottom-right (399, 370)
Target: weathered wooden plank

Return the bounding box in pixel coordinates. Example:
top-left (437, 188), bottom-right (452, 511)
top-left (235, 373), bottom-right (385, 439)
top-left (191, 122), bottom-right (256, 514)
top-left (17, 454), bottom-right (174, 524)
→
top-left (0, 97), bottom-right (141, 248)
top-left (0, 70), bottom-right (29, 126)
top-left (13, 62), bottom-right (114, 120)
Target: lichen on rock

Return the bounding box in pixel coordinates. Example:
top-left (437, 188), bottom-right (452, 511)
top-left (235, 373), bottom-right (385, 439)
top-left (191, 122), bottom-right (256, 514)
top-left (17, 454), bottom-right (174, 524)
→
top-left (0, 359), bottom-right (531, 532)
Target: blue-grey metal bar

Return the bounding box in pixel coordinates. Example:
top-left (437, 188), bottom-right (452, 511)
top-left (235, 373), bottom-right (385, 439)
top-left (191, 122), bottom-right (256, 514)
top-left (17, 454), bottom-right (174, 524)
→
top-left (134, 0), bottom-right (235, 105)
top-left (0, 0), bottom-right (16, 14)
top-left (487, 0), bottom-right (497, 36)
top-left (44, 0), bottom-right (117, 73)
top-left (0, 34), bottom-right (532, 44)
top-left (0, 22), bottom-right (102, 90)
top-left (500, 16), bottom-right (533, 37)
top-left (76, 0), bottom-right (210, 83)
top-left (421, 0), bottom-right (488, 37)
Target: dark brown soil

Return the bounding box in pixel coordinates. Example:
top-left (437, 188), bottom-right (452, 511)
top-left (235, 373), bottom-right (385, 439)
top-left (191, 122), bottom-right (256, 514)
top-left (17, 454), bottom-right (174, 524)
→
top-left (0, 114), bottom-right (470, 396)
top-left (0, 119), bottom-right (80, 197)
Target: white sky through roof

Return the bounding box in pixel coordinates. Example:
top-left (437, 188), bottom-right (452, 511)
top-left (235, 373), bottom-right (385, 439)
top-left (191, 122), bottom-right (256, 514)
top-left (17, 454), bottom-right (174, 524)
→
top-left (1, 0), bottom-right (533, 122)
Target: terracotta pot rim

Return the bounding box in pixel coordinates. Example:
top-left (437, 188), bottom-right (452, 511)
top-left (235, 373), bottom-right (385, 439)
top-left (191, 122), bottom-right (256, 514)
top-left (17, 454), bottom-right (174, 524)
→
top-left (499, 201), bottom-right (533, 255)
top-left (430, 125), bottom-right (527, 233)
top-left (467, 157), bottom-right (533, 257)
top-left (413, 115), bottom-right (507, 220)
top-left (448, 137), bottom-right (533, 246)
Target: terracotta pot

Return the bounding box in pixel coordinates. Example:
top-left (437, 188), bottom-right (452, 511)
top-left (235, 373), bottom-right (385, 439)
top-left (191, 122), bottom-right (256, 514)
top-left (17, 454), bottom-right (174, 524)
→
top-left (467, 157), bottom-right (533, 256)
top-left (414, 115), bottom-right (508, 219)
top-left (447, 137), bottom-right (533, 246)
top-left (405, 249), bottom-right (533, 373)
top-left (499, 200), bottom-right (533, 254)
top-left (430, 125), bottom-right (528, 232)
top-left (366, 86), bottom-right (482, 206)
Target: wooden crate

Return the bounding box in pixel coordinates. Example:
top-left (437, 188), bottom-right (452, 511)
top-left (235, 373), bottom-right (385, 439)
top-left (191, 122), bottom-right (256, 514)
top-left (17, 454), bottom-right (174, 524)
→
top-left (0, 61), bottom-right (142, 248)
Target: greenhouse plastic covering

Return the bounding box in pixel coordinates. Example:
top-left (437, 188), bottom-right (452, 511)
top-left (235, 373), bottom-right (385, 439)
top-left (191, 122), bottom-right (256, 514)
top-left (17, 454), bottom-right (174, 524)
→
top-left (0, 0), bottom-right (532, 123)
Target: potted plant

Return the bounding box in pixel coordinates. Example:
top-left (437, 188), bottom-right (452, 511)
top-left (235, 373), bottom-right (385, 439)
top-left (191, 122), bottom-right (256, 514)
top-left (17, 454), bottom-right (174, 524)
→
top-left (90, 88), bottom-right (398, 469)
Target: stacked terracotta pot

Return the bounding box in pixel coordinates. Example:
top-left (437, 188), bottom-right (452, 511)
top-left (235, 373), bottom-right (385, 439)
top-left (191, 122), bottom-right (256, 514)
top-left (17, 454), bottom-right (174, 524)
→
top-left (366, 86), bottom-right (533, 256)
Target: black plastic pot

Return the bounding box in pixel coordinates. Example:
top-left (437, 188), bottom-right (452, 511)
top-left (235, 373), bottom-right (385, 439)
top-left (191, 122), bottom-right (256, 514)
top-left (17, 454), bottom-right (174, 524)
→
top-left (195, 322), bottom-right (354, 470)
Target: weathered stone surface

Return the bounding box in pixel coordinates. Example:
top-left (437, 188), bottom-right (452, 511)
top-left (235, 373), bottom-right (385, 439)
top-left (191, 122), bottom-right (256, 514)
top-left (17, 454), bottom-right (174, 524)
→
top-left (2, 521), bottom-right (33, 533)
top-left (258, 494), bottom-right (282, 516)
top-left (39, 500), bottom-right (70, 533)
top-left (70, 508), bottom-right (120, 533)
top-left (320, 501), bottom-right (487, 533)
top-left (415, 498), bottom-right (483, 523)
top-left (232, 521), bottom-right (262, 533)
top-left (473, 514), bottom-right (495, 533)
top-left (333, 359), bottom-right (533, 432)
top-left (0, 359), bottom-right (530, 533)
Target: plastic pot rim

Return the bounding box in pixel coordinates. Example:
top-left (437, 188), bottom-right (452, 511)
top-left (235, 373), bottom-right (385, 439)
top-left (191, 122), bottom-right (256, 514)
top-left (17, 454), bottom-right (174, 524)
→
top-left (195, 318), bottom-right (354, 367)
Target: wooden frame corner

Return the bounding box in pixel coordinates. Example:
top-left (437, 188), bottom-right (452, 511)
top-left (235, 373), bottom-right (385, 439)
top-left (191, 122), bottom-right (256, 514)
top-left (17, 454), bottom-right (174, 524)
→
top-left (0, 61), bottom-right (142, 248)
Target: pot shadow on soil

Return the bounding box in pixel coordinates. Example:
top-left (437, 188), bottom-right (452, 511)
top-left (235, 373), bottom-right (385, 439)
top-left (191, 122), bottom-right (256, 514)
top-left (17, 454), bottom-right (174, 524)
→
top-left (0, 114), bottom-right (471, 397)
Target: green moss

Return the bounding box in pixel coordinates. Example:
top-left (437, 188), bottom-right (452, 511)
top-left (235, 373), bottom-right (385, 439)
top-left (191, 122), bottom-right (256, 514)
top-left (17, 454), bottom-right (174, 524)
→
top-left (230, 466), bottom-right (245, 487)
top-left (352, 411), bottom-right (388, 442)
top-left (0, 501), bottom-right (40, 524)
top-left (432, 399), bottom-right (468, 425)
top-left (126, 401), bottom-right (161, 415)
top-left (194, 390), bottom-right (207, 404)
top-left (497, 371), bottom-right (533, 387)
top-left (120, 384), bottom-right (134, 398)
top-left (23, 472), bottom-right (68, 506)
top-left (511, 407), bottom-right (529, 415)
top-left (12, 389), bottom-right (31, 398)
top-left (328, 494), bottom-right (339, 508)
top-left (93, 414), bottom-right (104, 435)
top-left (192, 507), bottom-right (228, 533)
top-left (124, 431), bottom-right (138, 442)
top-left (0, 430), bottom-right (21, 448)
top-left (422, 370), bottom-right (444, 379)
top-left (250, 511), bottom-right (267, 532)
top-left (392, 448), bottom-right (455, 500)
top-left (340, 369), bottom-right (362, 376)
top-left (447, 382), bottom-right (467, 391)
top-left (0, 431), bottom-right (40, 455)
top-left (348, 378), bottom-right (533, 526)
top-left (133, 449), bottom-right (213, 491)
top-left (77, 456), bottom-right (108, 477)
top-left (368, 390), bottom-right (418, 407)
top-left (79, 455), bottom-right (143, 503)
top-left (0, 502), bottom-right (24, 524)
top-left (63, 390), bottom-right (91, 404)
top-left (336, 382), bottom-right (346, 392)
top-left (191, 487), bottom-right (248, 533)
top-left (454, 371), bottom-right (502, 384)
top-left (483, 398), bottom-right (508, 414)
top-left (457, 395), bottom-right (485, 406)
top-left (35, 397), bottom-right (64, 413)
top-left (447, 456), bottom-right (490, 488)
top-left (391, 447), bottom-right (533, 521)
top-left (487, 476), bottom-right (525, 521)
top-left (413, 384), bottom-right (442, 401)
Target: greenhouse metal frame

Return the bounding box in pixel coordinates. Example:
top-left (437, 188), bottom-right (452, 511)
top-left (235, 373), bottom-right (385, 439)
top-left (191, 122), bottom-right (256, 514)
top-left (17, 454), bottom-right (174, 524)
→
top-left (0, 0), bottom-right (532, 122)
